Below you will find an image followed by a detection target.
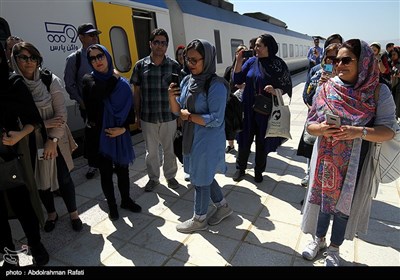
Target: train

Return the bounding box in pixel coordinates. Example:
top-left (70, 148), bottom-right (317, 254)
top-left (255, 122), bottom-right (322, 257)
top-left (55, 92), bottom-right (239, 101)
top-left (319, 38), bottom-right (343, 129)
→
top-left (0, 0), bottom-right (314, 137)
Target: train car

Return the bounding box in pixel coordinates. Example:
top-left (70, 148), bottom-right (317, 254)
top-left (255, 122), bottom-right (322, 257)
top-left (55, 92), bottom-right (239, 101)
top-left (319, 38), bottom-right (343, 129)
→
top-left (0, 0), bottom-right (314, 137)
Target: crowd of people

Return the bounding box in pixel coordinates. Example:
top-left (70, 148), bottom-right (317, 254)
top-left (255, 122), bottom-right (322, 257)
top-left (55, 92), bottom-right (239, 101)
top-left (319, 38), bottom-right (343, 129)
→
top-left (1, 23), bottom-right (399, 267)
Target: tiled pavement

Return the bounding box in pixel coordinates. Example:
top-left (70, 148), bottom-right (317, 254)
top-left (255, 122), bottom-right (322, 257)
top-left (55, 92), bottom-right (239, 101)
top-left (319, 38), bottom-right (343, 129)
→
top-left (3, 72), bottom-right (399, 269)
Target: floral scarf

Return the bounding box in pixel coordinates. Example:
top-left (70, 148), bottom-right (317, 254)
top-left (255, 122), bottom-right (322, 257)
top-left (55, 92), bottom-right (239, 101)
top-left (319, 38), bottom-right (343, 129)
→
top-left (307, 40), bottom-right (379, 215)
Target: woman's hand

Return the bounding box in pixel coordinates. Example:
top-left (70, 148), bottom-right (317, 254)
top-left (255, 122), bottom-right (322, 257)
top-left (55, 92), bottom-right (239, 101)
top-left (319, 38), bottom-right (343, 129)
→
top-left (43, 140), bottom-right (58, 160)
top-left (264, 85), bottom-right (275, 95)
top-left (331, 125), bottom-right (361, 141)
top-left (180, 109), bottom-right (191, 121)
top-left (2, 130), bottom-right (24, 146)
top-left (168, 82), bottom-right (180, 97)
top-left (44, 116), bottom-right (65, 128)
top-left (104, 127), bottom-right (126, 138)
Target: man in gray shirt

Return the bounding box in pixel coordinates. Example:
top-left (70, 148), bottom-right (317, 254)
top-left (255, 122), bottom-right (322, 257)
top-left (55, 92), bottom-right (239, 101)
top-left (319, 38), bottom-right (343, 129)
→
top-left (64, 23), bottom-right (100, 179)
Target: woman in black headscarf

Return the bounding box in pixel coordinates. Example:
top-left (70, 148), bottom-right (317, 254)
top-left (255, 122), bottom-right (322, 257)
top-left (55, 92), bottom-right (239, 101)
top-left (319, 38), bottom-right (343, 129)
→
top-left (0, 42), bottom-right (49, 266)
top-left (233, 34), bottom-right (292, 183)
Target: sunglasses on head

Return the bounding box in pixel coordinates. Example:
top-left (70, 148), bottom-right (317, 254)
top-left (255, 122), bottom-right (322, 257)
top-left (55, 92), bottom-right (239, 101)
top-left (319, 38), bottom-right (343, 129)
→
top-left (333, 56), bottom-right (356, 65)
top-left (152, 40), bottom-right (168, 47)
top-left (17, 54), bottom-right (39, 63)
top-left (89, 53), bottom-right (105, 63)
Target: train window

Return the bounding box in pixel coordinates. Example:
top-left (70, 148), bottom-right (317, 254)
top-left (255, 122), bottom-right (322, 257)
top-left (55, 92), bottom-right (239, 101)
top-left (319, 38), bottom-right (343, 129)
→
top-left (214, 30), bottom-right (222, 64)
top-left (295, 44), bottom-right (299, 57)
top-left (110, 27), bottom-right (132, 73)
top-left (230, 39), bottom-right (244, 61)
top-left (277, 43), bottom-right (281, 57)
top-left (282, 43), bottom-right (288, 58)
top-left (289, 44), bottom-right (294, 58)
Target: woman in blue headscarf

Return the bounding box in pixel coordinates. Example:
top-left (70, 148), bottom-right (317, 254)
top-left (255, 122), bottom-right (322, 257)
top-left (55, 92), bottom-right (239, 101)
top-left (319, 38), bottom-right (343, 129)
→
top-left (168, 39), bottom-right (232, 233)
top-left (82, 44), bottom-right (141, 221)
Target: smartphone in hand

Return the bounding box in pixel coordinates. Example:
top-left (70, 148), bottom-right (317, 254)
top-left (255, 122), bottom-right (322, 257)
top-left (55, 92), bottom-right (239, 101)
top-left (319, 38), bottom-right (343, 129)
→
top-left (242, 50), bottom-right (253, 58)
top-left (323, 64), bottom-right (333, 74)
top-left (171, 73), bottom-right (180, 85)
top-left (325, 113), bottom-right (341, 128)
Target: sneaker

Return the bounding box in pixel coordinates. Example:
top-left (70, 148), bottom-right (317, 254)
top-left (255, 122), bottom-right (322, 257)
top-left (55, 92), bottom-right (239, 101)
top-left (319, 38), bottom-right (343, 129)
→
top-left (233, 170), bottom-right (245, 182)
top-left (208, 204), bottom-right (233, 226)
top-left (86, 167), bottom-right (97, 179)
top-left (254, 172), bottom-right (263, 183)
top-left (167, 178), bottom-right (180, 189)
top-left (302, 236), bottom-right (327, 261)
top-left (324, 246), bottom-right (340, 267)
top-left (144, 179), bottom-right (160, 192)
top-left (30, 242), bottom-right (49, 266)
top-left (121, 199), bottom-right (142, 213)
top-left (301, 174), bottom-right (309, 187)
top-left (184, 173), bottom-right (190, 182)
top-left (225, 145), bottom-right (234, 153)
top-left (176, 217), bottom-right (208, 233)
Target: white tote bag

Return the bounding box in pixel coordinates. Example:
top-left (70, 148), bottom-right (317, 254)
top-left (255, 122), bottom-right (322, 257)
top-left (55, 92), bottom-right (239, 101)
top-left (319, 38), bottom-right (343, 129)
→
top-left (265, 89), bottom-right (292, 140)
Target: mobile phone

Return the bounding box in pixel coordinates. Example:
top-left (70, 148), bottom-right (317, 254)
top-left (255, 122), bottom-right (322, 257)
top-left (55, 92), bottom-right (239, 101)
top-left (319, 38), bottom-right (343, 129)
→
top-left (325, 113), bottom-right (341, 128)
top-left (323, 64), bottom-right (333, 74)
top-left (171, 73), bottom-right (180, 85)
top-left (37, 148), bottom-right (44, 160)
top-left (242, 50), bottom-right (253, 58)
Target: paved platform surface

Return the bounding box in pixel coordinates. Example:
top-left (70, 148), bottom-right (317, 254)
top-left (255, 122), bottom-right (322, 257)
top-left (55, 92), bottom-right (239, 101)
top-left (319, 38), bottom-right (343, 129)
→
top-left (2, 72), bottom-right (399, 270)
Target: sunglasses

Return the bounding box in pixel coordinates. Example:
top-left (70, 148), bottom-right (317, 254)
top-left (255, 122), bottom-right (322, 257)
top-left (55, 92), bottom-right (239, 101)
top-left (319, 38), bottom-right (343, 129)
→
top-left (17, 54), bottom-right (39, 63)
top-left (185, 57), bottom-right (203, 66)
top-left (152, 40), bottom-right (168, 47)
top-left (89, 53), bottom-right (105, 63)
top-left (333, 56), bottom-right (356, 65)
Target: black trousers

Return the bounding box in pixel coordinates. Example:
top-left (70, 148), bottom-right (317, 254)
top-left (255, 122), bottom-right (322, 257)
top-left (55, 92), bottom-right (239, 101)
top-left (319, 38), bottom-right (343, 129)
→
top-left (39, 151), bottom-right (77, 214)
top-left (0, 185), bottom-right (41, 253)
top-left (98, 155), bottom-right (130, 207)
top-left (236, 120), bottom-right (266, 175)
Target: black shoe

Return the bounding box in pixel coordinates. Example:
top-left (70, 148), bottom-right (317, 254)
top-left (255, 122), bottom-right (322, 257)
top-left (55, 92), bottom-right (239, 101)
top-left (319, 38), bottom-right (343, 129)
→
top-left (121, 199), bottom-right (142, 213)
top-left (225, 145), bottom-right (234, 153)
top-left (108, 205), bottom-right (119, 221)
top-left (71, 218), bottom-right (83, 232)
top-left (44, 214), bottom-right (58, 232)
top-left (233, 170), bottom-right (245, 182)
top-left (254, 173), bottom-right (263, 183)
top-left (85, 167), bottom-right (97, 179)
top-left (30, 242), bottom-right (49, 266)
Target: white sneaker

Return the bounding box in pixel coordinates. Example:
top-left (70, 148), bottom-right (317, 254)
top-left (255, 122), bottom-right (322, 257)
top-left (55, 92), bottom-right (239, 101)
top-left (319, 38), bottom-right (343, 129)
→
top-left (302, 237), bottom-right (327, 261)
top-left (324, 246), bottom-right (340, 266)
top-left (176, 217), bottom-right (208, 234)
top-left (208, 204), bottom-right (233, 226)
top-left (301, 174), bottom-right (309, 187)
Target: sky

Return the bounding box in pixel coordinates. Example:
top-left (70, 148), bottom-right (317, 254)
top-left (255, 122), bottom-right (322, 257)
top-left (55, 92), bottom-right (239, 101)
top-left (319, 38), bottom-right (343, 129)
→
top-left (228, 0), bottom-right (400, 47)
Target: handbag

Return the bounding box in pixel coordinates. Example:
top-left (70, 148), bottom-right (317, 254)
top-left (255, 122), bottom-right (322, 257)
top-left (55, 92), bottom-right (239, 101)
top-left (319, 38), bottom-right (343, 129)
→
top-left (265, 89), bottom-right (292, 140)
top-left (0, 156), bottom-right (25, 190)
top-left (371, 130), bottom-right (400, 184)
top-left (253, 93), bottom-right (273, 115)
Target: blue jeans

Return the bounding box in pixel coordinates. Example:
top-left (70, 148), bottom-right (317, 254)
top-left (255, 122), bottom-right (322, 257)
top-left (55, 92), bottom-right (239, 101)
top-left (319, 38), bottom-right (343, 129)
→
top-left (194, 179), bottom-right (224, 216)
top-left (316, 211), bottom-right (349, 246)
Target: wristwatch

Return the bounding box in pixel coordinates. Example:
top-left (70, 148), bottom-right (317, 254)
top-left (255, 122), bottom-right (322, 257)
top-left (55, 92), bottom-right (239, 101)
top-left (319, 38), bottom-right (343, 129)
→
top-left (361, 127), bottom-right (367, 139)
top-left (48, 137), bottom-right (59, 143)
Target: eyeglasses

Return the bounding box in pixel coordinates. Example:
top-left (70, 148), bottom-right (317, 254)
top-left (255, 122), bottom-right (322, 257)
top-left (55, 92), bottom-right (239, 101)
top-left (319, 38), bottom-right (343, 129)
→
top-left (333, 56), bottom-right (356, 65)
top-left (185, 57), bottom-right (203, 66)
top-left (152, 40), bottom-right (168, 47)
top-left (89, 53), bottom-right (105, 63)
top-left (17, 55), bottom-right (39, 63)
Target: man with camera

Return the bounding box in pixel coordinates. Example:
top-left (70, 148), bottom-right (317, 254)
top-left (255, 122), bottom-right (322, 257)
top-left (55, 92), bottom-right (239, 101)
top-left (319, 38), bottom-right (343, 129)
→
top-left (307, 37), bottom-right (323, 71)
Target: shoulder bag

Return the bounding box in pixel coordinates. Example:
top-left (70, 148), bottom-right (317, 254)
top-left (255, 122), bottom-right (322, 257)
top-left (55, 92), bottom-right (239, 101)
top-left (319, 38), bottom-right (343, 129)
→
top-left (0, 142), bottom-right (26, 190)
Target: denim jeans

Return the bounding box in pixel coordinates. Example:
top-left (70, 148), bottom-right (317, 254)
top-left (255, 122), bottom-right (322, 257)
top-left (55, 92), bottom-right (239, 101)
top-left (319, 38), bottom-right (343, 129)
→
top-left (316, 211), bottom-right (349, 246)
top-left (194, 179), bottom-right (224, 216)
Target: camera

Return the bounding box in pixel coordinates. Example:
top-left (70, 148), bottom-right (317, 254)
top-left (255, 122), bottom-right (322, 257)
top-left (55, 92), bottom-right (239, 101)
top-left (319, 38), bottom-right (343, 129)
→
top-left (242, 50), bottom-right (254, 58)
top-left (391, 67), bottom-right (399, 75)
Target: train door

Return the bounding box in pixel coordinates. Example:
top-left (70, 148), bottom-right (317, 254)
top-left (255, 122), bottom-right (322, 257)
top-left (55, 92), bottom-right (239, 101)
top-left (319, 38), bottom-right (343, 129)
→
top-left (92, 0), bottom-right (156, 80)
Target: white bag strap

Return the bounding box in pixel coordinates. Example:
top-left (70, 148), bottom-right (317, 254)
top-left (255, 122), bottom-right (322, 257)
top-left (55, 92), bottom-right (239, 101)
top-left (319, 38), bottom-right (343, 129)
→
top-left (274, 89), bottom-right (284, 106)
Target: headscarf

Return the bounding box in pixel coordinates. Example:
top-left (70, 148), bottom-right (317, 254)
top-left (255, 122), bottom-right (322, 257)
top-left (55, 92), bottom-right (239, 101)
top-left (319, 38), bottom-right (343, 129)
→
top-left (0, 42), bottom-right (8, 86)
top-left (307, 39), bottom-right (379, 215)
top-left (11, 49), bottom-right (51, 106)
top-left (87, 44), bottom-right (134, 166)
top-left (256, 34), bottom-right (292, 97)
top-left (182, 39), bottom-right (229, 154)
